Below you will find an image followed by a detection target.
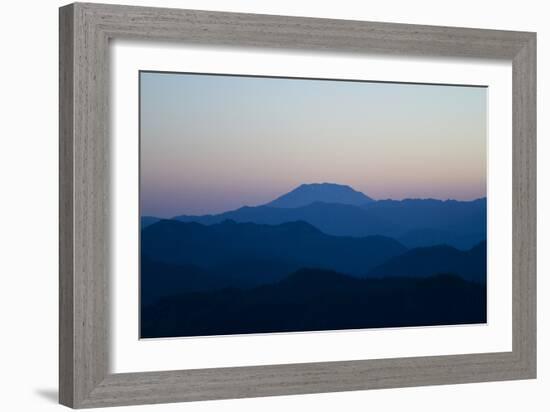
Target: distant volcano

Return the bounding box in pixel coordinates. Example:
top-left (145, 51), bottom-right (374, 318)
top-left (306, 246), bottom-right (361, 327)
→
top-left (266, 183), bottom-right (373, 208)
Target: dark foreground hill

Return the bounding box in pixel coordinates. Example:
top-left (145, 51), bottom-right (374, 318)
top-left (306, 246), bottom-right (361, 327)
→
top-left (141, 268), bottom-right (487, 338)
top-left (141, 257), bottom-right (221, 306)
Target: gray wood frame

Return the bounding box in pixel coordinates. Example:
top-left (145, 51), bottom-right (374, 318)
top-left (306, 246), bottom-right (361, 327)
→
top-left (59, 2), bottom-right (536, 408)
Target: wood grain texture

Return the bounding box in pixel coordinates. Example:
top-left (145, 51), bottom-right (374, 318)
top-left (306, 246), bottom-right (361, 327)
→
top-left (59, 2), bottom-right (537, 408)
top-left (512, 34), bottom-right (537, 374)
top-left (59, 4), bottom-right (74, 406)
top-left (60, 3), bottom-right (110, 407)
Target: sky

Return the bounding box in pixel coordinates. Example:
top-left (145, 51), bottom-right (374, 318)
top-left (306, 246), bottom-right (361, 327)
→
top-left (140, 71), bottom-right (487, 218)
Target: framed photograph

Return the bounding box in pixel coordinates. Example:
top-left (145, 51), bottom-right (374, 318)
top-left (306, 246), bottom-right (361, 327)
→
top-left (59, 2), bottom-right (536, 408)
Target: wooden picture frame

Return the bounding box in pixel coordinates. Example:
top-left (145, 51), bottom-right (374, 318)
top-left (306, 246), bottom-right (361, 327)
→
top-left (59, 2), bottom-right (536, 408)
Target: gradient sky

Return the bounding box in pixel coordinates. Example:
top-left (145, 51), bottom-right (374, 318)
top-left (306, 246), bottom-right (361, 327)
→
top-left (140, 72), bottom-right (486, 218)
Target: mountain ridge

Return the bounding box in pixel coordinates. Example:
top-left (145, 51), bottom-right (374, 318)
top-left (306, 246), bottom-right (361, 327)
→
top-left (367, 241), bottom-right (486, 282)
top-left (144, 183), bottom-right (486, 249)
top-left (173, 201), bottom-right (396, 238)
top-left (142, 219), bottom-right (407, 278)
top-left (169, 199), bottom-right (486, 249)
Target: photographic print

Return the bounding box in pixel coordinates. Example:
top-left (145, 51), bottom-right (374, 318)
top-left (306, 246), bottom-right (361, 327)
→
top-left (139, 71), bottom-right (487, 339)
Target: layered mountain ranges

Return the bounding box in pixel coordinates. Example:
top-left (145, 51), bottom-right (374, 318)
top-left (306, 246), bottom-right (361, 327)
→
top-left (140, 183), bottom-right (487, 337)
top-left (144, 183), bottom-right (486, 249)
top-left (141, 218), bottom-right (486, 305)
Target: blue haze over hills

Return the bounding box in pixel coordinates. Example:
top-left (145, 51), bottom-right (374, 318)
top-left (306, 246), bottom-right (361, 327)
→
top-left (140, 183), bottom-right (487, 338)
top-left (139, 73), bottom-right (488, 338)
top-left (143, 183), bottom-right (486, 250)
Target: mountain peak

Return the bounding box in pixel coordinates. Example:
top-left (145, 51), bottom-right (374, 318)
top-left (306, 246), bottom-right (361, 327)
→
top-left (266, 183), bottom-right (373, 208)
